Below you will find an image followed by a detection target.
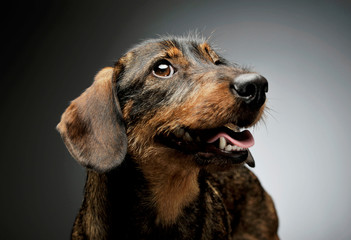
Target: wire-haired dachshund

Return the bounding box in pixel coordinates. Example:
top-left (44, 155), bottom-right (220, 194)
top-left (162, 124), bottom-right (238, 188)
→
top-left (57, 35), bottom-right (279, 240)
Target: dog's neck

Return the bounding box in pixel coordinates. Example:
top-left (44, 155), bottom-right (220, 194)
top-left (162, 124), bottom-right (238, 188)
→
top-left (139, 156), bottom-right (200, 226)
top-left (81, 157), bottom-right (201, 232)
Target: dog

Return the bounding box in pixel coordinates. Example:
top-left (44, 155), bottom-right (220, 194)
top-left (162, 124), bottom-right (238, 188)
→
top-left (57, 35), bottom-right (279, 240)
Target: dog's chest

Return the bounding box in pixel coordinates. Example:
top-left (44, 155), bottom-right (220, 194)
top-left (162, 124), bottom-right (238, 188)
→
top-left (107, 170), bottom-right (231, 240)
top-left (151, 179), bottom-right (230, 239)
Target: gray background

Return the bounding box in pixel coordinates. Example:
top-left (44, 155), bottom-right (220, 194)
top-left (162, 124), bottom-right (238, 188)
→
top-left (2, 0), bottom-right (351, 239)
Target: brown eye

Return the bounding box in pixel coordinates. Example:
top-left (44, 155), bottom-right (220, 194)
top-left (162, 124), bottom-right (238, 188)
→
top-left (152, 60), bottom-right (175, 78)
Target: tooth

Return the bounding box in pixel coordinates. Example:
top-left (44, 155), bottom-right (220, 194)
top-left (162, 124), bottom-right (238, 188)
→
top-left (234, 145), bottom-right (241, 151)
top-left (225, 145), bottom-right (233, 151)
top-left (219, 137), bottom-right (226, 150)
top-left (232, 145), bottom-right (245, 151)
top-left (183, 132), bottom-right (193, 142)
top-left (196, 136), bottom-right (201, 142)
top-left (174, 128), bottom-right (185, 138)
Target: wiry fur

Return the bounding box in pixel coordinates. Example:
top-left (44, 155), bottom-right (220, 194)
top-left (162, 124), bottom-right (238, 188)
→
top-left (57, 36), bottom-right (279, 239)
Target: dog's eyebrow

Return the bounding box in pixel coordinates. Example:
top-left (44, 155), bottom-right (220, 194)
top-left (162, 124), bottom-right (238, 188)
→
top-left (157, 40), bottom-right (183, 58)
top-left (165, 46), bottom-right (183, 58)
top-left (159, 39), bottom-right (179, 49)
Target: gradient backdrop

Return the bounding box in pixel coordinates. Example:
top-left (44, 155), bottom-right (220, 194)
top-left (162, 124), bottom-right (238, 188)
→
top-left (2, 0), bottom-right (351, 239)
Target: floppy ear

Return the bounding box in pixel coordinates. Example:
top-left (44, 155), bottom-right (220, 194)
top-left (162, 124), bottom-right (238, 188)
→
top-left (57, 67), bottom-right (127, 172)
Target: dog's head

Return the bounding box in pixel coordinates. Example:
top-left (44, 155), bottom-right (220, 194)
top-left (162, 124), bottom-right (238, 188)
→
top-left (57, 36), bottom-right (268, 172)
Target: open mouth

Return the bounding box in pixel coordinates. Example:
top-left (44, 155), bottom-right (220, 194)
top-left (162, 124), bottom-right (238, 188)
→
top-left (157, 123), bottom-right (256, 168)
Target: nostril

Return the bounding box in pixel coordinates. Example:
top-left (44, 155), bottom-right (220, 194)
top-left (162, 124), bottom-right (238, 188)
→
top-left (236, 83), bottom-right (257, 99)
top-left (231, 73), bottom-right (268, 108)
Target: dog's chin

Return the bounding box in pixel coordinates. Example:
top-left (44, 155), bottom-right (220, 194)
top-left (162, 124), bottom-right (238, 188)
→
top-left (155, 124), bottom-right (256, 168)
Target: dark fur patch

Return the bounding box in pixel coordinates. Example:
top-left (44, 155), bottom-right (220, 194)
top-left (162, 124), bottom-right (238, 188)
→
top-left (65, 104), bottom-right (91, 144)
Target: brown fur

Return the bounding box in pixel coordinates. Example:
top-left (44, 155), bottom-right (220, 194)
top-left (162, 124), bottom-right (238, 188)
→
top-left (166, 46), bottom-right (183, 58)
top-left (199, 42), bottom-right (220, 63)
top-left (57, 36), bottom-right (279, 239)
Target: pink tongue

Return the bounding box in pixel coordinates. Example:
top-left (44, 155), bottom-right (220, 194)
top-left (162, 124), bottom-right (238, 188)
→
top-left (207, 130), bottom-right (255, 148)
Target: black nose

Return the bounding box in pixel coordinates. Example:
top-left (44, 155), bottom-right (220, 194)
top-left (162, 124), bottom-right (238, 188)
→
top-left (231, 73), bottom-right (268, 108)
